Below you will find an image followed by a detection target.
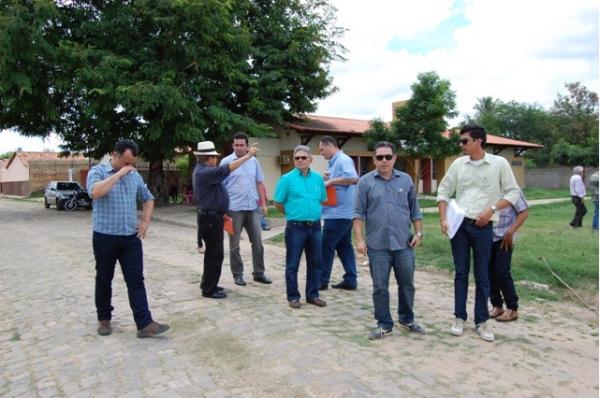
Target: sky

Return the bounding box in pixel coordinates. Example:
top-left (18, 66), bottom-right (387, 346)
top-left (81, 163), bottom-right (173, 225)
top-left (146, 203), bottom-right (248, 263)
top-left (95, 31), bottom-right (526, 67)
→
top-left (1, 0), bottom-right (598, 153)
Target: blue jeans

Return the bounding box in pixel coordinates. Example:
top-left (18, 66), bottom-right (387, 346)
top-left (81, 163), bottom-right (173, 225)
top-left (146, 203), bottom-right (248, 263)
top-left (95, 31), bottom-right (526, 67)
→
top-left (489, 240), bottom-right (518, 310)
top-left (284, 221), bottom-right (322, 301)
top-left (321, 219), bottom-right (357, 287)
top-left (450, 221), bottom-right (493, 325)
top-left (93, 232), bottom-right (153, 330)
top-left (367, 248), bottom-right (416, 330)
top-left (592, 202), bottom-right (598, 230)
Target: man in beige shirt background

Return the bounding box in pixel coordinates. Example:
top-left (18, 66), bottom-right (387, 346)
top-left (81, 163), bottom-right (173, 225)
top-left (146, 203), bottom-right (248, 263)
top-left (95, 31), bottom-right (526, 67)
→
top-left (437, 124), bottom-right (519, 342)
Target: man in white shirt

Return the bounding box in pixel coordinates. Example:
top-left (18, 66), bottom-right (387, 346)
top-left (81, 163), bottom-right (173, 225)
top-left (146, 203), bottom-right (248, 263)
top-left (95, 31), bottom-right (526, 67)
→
top-left (437, 125), bottom-right (520, 342)
top-left (569, 166), bottom-right (587, 228)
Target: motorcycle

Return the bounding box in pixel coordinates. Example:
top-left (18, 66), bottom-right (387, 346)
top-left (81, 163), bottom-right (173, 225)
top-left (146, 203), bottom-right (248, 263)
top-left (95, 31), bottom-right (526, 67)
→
top-left (64, 187), bottom-right (93, 211)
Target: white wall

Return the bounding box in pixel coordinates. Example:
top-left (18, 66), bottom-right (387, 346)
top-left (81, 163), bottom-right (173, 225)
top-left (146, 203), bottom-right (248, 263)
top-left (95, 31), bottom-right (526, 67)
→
top-left (3, 157), bottom-right (29, 182)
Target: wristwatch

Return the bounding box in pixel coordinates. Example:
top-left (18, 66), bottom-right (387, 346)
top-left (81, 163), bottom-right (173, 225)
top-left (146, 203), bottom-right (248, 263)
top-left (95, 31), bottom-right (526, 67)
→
top-left (416, 231), bottom-right (423, 238)
top-left (491, 205), bottom-right (498, 214)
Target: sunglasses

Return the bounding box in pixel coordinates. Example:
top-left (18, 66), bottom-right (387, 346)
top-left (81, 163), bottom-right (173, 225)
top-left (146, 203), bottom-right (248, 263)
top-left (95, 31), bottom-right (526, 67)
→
top-left (294, 156), bottom-right (308, 161)
top-left (375, 154), bottom-right (394, 161)
top-left (459, 138), bottom-right (476, 145)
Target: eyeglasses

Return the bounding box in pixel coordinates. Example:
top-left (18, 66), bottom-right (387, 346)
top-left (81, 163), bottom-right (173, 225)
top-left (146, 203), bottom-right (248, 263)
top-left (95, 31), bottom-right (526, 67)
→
top-left (459, 138), bottom-right (476, 145)
top-left (375, 154), bottom-right (394, 161)
top-left (294, 156), bottom-right (308, 161)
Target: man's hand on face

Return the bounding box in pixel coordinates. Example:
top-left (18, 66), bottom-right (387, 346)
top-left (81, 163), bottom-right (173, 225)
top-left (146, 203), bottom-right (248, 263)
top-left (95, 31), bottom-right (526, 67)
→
top-left (117, 165), bottom-right (136, 178)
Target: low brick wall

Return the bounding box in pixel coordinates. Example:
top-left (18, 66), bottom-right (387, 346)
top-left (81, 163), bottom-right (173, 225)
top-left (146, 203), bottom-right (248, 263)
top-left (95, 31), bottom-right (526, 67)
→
top-left (29, 160), bottom-right (91, 192)
top-left (525, 166), bottom-right (597, 189)
top-left (0, 181), bottom-right (31, 196)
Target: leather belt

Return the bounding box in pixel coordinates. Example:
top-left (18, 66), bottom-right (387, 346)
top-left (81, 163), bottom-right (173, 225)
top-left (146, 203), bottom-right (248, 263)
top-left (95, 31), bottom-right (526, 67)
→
top-left (463, 217), bottom-right (490, 227)
top-left (198, 209), bottom-right (225, 216)
top-left (288, 220), bottom-right (319, 226)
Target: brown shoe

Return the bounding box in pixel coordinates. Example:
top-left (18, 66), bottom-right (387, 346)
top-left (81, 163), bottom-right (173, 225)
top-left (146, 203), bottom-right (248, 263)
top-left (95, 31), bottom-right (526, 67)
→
top-left (289, 300), bottom-right (301, 309)
top-left (97, 320), bottom-right (112, 336)
top-left (137, 321), bottom-right (170, 338)
top-left (489, 306), bottom-right (504, 318)
top-left (306, 297), bottom-right (327, 307)
top-left (496, 309), bottom-right (518, 322)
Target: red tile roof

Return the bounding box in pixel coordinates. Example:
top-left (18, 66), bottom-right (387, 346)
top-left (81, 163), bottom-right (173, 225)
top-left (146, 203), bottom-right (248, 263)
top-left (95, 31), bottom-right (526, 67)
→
top-left (6, 151), bottom-right (88, 168)
top-left (286, 115), bottom-right (543, 149)
top-left (286, 115), bottom-right (373, 135)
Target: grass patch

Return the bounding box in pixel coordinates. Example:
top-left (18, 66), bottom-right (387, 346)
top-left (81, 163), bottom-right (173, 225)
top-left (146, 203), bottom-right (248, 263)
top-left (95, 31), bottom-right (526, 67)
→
top-left (522, 187), bottom-right (570, 200)
top-left (416, 202), bottom-right (599, 301)
top-left (266, 232), bottom-right (285, 246)
top-left (9, 328), bottom-right (20, 341)
top-left (419, 198), bottom-right (438, 208)
top-left (266, 205), bottom-right (285, 218)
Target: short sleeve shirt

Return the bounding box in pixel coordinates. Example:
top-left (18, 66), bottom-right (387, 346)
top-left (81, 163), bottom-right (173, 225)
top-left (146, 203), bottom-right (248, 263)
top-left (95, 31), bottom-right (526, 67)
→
top-left (86, 162), bottom-right (154, 235)
top-left (274, 168), bottom-right (326, 221)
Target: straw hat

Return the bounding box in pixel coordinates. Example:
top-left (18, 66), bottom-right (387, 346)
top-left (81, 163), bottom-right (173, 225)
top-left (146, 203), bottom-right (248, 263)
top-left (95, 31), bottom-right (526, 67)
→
top-left (193, 141), bottom-right (221, 156)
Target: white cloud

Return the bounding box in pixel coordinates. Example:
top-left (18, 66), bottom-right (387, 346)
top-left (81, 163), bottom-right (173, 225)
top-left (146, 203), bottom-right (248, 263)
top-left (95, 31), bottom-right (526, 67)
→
top-left (318, 0), bottom-right (599, 123)
top-left (0, 130), bottom-right (62, 153)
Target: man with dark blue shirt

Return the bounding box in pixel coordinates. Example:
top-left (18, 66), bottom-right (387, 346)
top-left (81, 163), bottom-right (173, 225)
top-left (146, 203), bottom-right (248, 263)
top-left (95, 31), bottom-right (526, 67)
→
top-left (192, 140), bottom-right (259, 299)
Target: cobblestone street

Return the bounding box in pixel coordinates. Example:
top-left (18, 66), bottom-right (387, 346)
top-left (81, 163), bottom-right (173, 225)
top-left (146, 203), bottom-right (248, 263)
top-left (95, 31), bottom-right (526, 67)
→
top-left (0, 199), bottom-right (598, 397)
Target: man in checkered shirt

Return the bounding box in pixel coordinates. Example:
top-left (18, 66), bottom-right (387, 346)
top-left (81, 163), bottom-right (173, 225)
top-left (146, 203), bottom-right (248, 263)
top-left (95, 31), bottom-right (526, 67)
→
top-left (87, 139), bottom-right (169, 338)
top-left (488, 190), bottom-right (529, 322)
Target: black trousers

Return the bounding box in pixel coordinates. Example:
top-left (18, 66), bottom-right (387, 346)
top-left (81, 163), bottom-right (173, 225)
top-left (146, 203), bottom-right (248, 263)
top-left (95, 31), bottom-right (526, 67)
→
top-left (197, 213), bottom-right (224, 294)
top-left (570, 196), bottom-right (587, 227)
top-left (93, 232), bottom-right (152, 330)
top-left (488, 240), bottom-right (518, 310)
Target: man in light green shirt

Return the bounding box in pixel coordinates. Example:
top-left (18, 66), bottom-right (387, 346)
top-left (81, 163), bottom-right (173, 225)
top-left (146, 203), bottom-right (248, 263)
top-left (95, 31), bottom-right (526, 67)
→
top-left (437, 125), bottom-right (519, 342)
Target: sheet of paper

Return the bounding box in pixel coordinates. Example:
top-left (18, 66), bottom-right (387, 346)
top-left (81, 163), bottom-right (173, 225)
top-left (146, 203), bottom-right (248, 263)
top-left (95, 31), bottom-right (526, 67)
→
top-left (446, 199), bottom-right (465, 239)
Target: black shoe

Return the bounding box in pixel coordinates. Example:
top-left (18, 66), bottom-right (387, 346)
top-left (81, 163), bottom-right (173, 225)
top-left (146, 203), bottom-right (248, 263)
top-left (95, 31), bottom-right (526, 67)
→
top-left (233, 275), bottom-right (246, 286)
top-left (253, 274), bottom-right (272, 284)
top-left (262, 226), bottom-right (271, 231)
top-left (200, 285), bottom-right (224, 291)
top-left (202, 291), bottom-right (227, 299)
top-left (318, 282), bottom-right (329, 291)
top-left (331, 281), bottom-right (357, 290)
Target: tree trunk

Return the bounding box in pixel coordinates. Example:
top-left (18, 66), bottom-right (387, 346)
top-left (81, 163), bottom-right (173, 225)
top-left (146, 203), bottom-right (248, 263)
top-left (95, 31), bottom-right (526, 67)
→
top-left (148, 158), bottom-right (167, 206)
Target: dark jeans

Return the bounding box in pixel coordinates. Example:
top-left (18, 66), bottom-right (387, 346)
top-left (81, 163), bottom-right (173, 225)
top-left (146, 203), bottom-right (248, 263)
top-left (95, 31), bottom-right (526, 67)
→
top-left (321, 218), bottom-right (357, 287)
top-left (367, 248), bottom-right (416, 330)
top-left (284, 221), bottom-right (322, 302)
top-left (198, 213), bottom-right (224, 295)
top-left (93, 232), bottom-right (152, 330)
top-left (450, 221), bottom-right (493, 325)
top-left (570, 196), bottom-right (587, 227)
top-left (489, 240), bottom-right (519, 310)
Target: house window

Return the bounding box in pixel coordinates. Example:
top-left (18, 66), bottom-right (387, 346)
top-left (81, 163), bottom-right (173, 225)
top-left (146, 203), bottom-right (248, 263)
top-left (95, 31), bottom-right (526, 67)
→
top-left (511, 160), bottom-right (523, 167)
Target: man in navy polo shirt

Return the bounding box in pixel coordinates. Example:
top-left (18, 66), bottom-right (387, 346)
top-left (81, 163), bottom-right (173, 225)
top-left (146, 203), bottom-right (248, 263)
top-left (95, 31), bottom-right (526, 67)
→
top-left (274, 145), bottom-right (327, 309)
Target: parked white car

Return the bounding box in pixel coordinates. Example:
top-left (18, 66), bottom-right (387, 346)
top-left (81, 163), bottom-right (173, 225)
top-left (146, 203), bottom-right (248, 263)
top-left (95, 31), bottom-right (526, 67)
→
top-left (44, 181), bottom-right (85, 210)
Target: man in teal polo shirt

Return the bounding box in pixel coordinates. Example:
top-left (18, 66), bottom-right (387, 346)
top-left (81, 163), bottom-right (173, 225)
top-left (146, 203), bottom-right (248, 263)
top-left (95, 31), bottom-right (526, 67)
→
top-left (274, 145), bottom-right (327, 309)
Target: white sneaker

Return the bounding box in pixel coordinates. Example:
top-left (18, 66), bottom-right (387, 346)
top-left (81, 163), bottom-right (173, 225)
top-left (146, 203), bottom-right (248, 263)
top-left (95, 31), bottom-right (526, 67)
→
top-left (450, 318), bottom-right (464, 336)
top-left (476, 321), bottom-right (495, 342)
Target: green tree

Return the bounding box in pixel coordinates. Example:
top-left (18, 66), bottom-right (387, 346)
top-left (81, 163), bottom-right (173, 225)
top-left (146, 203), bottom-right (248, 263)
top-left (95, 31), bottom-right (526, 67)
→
top-left (365, 71), bottom-right (460, 178)
top-left (550, 82), bottom-right (598, 166)
top-left (0, 0), bottom-right (344, 202)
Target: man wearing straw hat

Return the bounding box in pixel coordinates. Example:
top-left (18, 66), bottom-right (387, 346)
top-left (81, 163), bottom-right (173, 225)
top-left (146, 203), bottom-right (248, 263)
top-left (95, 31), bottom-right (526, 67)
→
top-left (192, 140), bottom-right (259, 299)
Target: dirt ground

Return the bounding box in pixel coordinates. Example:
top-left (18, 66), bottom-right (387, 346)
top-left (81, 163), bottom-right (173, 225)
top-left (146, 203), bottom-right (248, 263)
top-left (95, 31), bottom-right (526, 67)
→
top-left (0, 198), bottom-right (598, 397)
